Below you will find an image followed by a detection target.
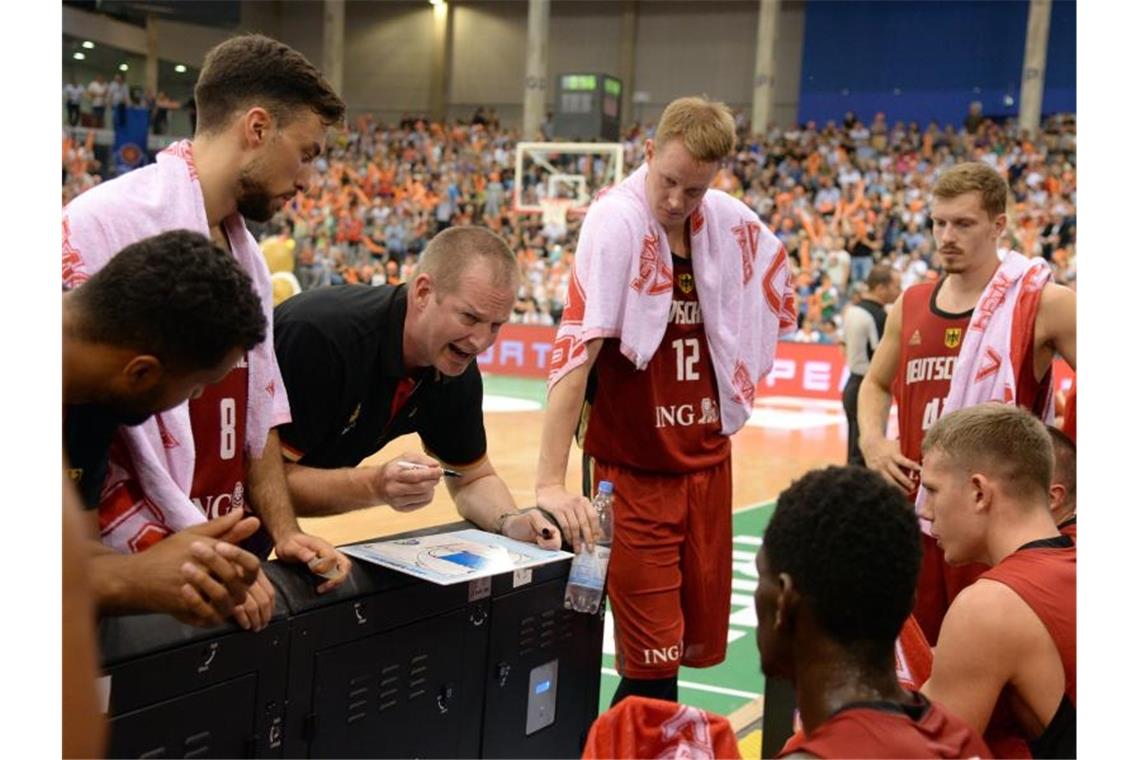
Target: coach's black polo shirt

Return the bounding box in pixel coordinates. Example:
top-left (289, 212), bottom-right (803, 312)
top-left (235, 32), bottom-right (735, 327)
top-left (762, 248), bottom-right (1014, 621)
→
top-left (273, 284), bottom-right (487, 469)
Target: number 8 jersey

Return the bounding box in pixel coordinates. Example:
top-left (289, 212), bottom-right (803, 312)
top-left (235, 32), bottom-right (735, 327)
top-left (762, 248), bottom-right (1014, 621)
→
top-left (187, 353), bottom-right (249, 517)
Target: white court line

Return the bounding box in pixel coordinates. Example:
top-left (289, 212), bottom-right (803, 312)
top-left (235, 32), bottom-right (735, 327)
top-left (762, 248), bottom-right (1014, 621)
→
top-left (482, 394), bottom-right (542, 412)
top-left (754, 396), bottom-right (844, 411)
top-left (734, 536), bottom-right (764, 546)
top-left (601, 667), bottom-right (760, 700)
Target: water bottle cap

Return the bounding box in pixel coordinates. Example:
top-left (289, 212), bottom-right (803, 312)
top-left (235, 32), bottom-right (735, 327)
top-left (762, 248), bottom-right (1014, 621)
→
top-left (598, 481), bottom-right (613, 494)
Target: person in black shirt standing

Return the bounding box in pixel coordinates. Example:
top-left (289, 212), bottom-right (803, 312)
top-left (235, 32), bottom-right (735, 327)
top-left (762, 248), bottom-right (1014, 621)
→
top-left (274, 226), bottom-right (560, 548)
top-left (841, 265), bottom-right (900, 465)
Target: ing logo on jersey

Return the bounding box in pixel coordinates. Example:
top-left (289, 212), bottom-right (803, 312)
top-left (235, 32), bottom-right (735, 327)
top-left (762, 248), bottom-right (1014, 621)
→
top-left (677, 272), bottom-right (694, 294)
top-left (909, 329), bottom-right (922, 346)
top-left (944, 328), bottom-right (962, 348)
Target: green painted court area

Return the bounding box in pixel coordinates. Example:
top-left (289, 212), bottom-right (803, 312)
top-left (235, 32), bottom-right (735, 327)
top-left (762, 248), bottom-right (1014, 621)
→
top-left (597, 501), bottom-right (776, 717)
top-left (481, 374), bottom-right (778, 719)
top-left (483, 374), bottom-right (549, 405)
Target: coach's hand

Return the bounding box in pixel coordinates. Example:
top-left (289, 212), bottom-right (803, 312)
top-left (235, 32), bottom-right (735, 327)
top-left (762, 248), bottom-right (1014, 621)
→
top-left (501, 508), bottom-right (563, 551)
top-left (536, 485), bottom-right (600, 553)
top-left (369, 452), bottom-right (443, 511)
top-left (274, 530), bottom-right (352, 594)
top-left (862, 436), bottom-right (921, 494)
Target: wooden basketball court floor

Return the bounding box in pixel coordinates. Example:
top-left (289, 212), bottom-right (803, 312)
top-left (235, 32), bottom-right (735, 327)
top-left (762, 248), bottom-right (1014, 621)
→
top-left (297, 374), bottom-right (848, 746)
top-left (298, 375), bottom-right (847, 546)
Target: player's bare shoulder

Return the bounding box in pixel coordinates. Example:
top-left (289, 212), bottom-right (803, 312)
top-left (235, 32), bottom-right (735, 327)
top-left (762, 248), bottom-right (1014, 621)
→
top-left (1039, 282), bottom-right (1071, 321)
top-left (944, 578), bottom-right (1039, 655)
top-left (1034, 280), bottom-right (1076, 357)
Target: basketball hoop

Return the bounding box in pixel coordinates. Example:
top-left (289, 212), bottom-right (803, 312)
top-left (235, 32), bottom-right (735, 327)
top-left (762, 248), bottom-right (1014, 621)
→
top-left (513, 141), bottom-right (624, 216)
top-left (541, 197), bottom-right (574, 227)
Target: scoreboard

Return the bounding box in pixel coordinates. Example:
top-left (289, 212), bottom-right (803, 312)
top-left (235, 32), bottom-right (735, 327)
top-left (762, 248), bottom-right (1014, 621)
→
top-left (552, 72), bottom-right (622, 141)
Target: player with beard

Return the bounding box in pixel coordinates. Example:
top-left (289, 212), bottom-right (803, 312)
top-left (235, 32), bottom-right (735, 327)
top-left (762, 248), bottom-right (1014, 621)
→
top-left (62, 34), bottom-right (351, 632)
top-left (63, 230), bottom-right (269, 756)
top-left (65, 232), bottom-right (273, 625)
top-left (856, 162), bottom-right (1075, 645)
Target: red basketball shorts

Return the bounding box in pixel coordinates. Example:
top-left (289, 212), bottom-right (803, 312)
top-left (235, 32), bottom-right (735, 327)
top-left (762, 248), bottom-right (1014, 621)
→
top-left (589, 456), bottom-right (733, 679)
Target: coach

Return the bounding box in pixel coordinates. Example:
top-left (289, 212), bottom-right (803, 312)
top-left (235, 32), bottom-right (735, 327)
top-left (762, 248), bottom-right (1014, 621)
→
top-left (273, 226), bottom-right (560, 548)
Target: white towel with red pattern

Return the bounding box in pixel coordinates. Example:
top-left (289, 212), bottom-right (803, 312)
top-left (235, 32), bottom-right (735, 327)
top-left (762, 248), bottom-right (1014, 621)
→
top-left (549, 162), bottom-right (797, 436)
top-left (62, 140), bottom-right (290, 538)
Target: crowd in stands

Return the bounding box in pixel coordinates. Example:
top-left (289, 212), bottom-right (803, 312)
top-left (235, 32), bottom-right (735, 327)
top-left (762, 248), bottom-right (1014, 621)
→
top-left (63, 104), bottom-right (1077, 342)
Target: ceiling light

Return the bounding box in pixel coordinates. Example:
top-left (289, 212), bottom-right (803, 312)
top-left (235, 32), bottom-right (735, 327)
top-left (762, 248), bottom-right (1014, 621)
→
top-left (73, 52), bottom-right (86, 61)
top-left (175, 64), bottom-right (187, 73)
top-left (119, 63), bottom-right (129, 72)
top-left (82, 41), bottom-right (94, 49)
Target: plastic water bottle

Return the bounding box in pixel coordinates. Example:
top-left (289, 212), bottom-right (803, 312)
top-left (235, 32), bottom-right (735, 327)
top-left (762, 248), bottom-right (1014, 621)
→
top-left (563, 481), bottom-right (614, 614)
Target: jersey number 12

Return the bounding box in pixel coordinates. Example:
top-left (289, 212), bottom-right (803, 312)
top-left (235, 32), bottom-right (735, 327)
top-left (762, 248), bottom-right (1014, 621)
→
top-left (672, 338), bottom-right (700, 382)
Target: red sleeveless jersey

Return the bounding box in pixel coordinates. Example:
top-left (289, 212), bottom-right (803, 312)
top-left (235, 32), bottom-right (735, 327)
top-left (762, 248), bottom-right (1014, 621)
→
top-left (97, 355), bottom-right (263, 554)
top-left (780, 614), bottom-right (934, 756)
top-left (784, 692), bottom-right (992, 759)
top-left (187, 354), bottom-right (249, 520)
top-left (582, 255), bottom-right (730, 473)
top-left (895, 278), bottom-right (1049, 467)
top-left (979, 538), bottom-right (1076, 758)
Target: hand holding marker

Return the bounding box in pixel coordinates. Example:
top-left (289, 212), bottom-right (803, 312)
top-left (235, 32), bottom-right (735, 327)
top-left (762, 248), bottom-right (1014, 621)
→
top-left (398, 460), bottom-right (461, 478)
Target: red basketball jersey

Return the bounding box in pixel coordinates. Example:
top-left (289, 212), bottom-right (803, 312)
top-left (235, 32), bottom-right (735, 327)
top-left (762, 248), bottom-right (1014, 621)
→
top-left (187, 353), bottom-right (249, 519)
top-left (895, 278), bottom-right (1049, 468)
top-left (780, 615), bottom-right (934, 756)
top-left (785, 693), bottom-right (992, 759)
top-left (582, 256), bottom-right (730, 473)
top-left (979, 539), bottom-right (1076, 758)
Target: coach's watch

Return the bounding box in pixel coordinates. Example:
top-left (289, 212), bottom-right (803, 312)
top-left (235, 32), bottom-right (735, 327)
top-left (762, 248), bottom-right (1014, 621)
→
top-left (493, 511), bottom-right (520, 535)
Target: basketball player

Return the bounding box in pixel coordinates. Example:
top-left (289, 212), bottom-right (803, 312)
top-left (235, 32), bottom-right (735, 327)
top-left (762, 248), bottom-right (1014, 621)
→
top-left (755, 466), bottom-right (990, 758)
top-left (920, 405), bottom-right (1075, 758)
top-left (61, 35), bottom-right (351, 628)
top-left (857, 161), bottom-right (1076, 643)
top-left (536, 96), bottom-right (796, 704)
top-left (62, 231), bottom-right (269, 757)
top-left (64, 230), bottom-right (269, 626)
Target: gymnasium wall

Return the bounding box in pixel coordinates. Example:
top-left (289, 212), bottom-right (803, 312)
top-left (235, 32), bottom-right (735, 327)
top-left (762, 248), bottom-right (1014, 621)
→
top-left (64, 0), bottom-right (807, 129)
top-left (443, 0), bottom-right (806, 129)
top-left (797, 0), bottom-right (1077, 126)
